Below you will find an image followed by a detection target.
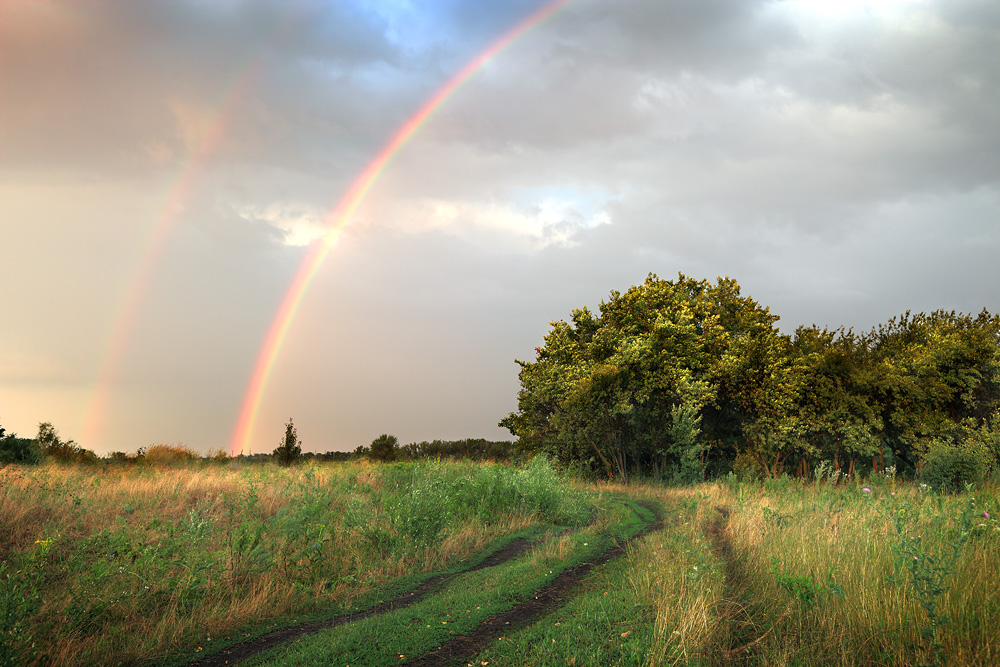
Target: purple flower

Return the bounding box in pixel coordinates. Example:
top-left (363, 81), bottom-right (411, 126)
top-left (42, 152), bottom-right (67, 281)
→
top-left (862, 488), bottom-right (871, 493)
top-left (984, 511), bottom-right (990, 520)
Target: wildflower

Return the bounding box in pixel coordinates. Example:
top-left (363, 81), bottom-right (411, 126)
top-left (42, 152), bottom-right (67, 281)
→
top-left (985, 511), bottom-right (990, 520)
top-left (862, 488), bottom-right (871, 493)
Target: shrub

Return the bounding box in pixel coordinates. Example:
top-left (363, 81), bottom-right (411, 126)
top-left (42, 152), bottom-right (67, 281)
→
top-left (207, 449), bottom-right (230, 464)
top-left (0, 432), bottom-right (40, 465)
top-left (36, 422), bottom-right (96, 464)
top-left (921, 438), bottom-right (993, 492)
top-left (272, 418), bottom-right (301, 466)
top-left (731, 449), bottom-right (762, 482)
top-left (369, 434), bottom-right (399, 462)
top-left (144, 444), bottom-right (197, 466)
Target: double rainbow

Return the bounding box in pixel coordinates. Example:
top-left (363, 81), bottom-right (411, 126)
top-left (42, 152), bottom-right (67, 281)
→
top-left (229, 0), bottom-right (574, 455)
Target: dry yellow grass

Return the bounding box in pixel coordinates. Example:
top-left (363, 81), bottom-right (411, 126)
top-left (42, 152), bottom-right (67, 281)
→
top-left (1, 459), bottom-right (574, 667)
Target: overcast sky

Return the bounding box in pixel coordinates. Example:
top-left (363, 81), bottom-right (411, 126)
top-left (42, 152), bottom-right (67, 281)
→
top-left (2, 0), bottom-right (998, 455)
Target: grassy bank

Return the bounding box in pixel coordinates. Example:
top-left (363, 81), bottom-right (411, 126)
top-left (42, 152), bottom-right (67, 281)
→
top-left (0, 457), bottom-right (590, 666)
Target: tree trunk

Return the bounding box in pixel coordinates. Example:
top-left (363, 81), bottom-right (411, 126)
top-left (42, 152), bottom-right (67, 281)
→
top-left (770, 450), bottom-right (784, 478)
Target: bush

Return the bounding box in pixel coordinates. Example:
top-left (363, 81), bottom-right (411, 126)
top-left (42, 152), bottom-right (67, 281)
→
top-left (207, 449), bottom-right (230, 464)
top-left (272, 418), bottom-right (301, 466)
top-left (36, 423), bottom-right (96, 464)
top-left (731, 449), bottom-right (762, 482)
top-left (0, 434), bottom-right (40, 465)
top-left (921, 438), bottom-right (993, 492)
top-left (144, 444), bottom-right (197, 466)
top-left (369, 434), bottom-right (399, 462)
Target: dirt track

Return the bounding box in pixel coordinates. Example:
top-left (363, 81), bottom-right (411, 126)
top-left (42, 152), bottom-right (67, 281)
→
top-left (182, 500), bottom-right (663, 667)
top-left (185, 535), bottom-right (540, 667)
top-left (404, 500), bottom-right (663, 667)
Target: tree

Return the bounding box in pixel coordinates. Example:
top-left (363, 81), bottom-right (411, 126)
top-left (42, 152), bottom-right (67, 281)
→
top-left (36, 422), bottom-right (95, 463)
top-left (501, 273), bottom-right (783, 480)
top-left (369, 434), bottom-right (399, 462)
top-left (272, 418), bottom-right (301, 466)
top-left (0, 421), bottom-right (41, 465)
top-left (865, 310), bottom-right (1000, 473)
top-left (782, 326), bottom-right (882, 478)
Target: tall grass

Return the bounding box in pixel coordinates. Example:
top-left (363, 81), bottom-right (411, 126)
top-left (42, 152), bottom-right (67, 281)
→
top-left (718, 478), bottom-right (999, 666)
top-left (555, 479), bottom-right (999, 666)
top-left (0, 456), bottom-right (589, 667)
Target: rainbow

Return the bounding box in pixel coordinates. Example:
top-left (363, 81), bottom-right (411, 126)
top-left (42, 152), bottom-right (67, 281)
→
top-left (82, 64), bottom-right (264, 448)
top-left (230, 0), bottom-right (575, 455)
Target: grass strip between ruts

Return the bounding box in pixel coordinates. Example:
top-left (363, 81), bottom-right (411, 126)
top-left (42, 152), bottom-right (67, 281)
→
top-left (241, 500), bottom-right (652, 667)
top-left (472, 494), bottom-right (714, 667)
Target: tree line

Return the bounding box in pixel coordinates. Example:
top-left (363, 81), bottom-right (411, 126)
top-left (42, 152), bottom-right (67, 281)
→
top-left (0, 418), bottom-right (515, 467)
top-left (500, 273), bottom-right (1000, 489)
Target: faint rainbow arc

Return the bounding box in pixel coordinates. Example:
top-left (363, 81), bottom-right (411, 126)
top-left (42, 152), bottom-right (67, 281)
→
top-left (81, 64), bottom-right (263, 448)
top-left (230, 0), bottom-right (575, 455)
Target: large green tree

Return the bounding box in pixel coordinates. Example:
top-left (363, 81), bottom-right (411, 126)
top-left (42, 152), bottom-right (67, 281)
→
top-left (865, 310), bottom-right (1000, 470)
top-left (501, 274), bottom-right (788, 480)
top-left (789, 326), bottom-right (880, 476)
top-left (503, 275), bottom-right (1000, 481)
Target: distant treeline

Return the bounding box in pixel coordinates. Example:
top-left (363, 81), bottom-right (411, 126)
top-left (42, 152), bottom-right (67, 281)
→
top-left (0, 421), bottom-right (515, 467)
top-left (501, 273), bottom-right (1000, 489)
top-left (356, 436), bottom-right (517, 462)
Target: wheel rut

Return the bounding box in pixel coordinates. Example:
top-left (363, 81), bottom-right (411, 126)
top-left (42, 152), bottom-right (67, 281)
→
top-left (704, 505), bottom-right (772, 667)
top-left (183, 534), bottom-right (542, 667)
top-left (181, 501), bottom-right (661, 667)
top-left (403, 500), bottom-right (665, 667)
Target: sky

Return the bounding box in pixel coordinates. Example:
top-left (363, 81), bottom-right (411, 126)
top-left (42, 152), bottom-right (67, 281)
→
top-left (1, 0), bottom-right (998, 456)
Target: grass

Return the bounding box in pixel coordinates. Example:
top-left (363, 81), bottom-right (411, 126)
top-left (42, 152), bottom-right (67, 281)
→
top-left (0, 457), bottom-right (590, 667)
top-left (3, 457), bottom-right (999, 666)
top-left (473, 487), bottom-right (723, 667)
top-left (242, 497), bottom-right (649, 667)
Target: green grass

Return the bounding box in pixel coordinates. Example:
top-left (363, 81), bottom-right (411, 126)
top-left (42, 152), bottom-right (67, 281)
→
top-left (4, 457), bottom-right (999, 667)
top-left (717, 478), bottom-right (1000, 666)
top-left (243, 498), bottom-right (651, 667)
top-left (0, 457), bottom-right (591, 667)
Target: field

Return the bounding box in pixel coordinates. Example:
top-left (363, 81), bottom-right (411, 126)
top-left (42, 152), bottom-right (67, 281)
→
top-left (2, 459), bottom-right (998, 667)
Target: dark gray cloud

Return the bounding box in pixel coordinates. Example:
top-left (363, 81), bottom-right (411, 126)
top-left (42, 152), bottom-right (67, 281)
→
top-left (1, 0), bottom-right (998, 452)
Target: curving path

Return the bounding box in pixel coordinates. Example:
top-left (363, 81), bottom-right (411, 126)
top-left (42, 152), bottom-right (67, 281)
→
top-left (180, 499), bottom-right (664, 667)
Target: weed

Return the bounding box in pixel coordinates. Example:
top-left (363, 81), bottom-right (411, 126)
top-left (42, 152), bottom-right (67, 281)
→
top-left (769, 557), bottom-right (844, 609)
top-left (870, 492), bottom-right (981, 666)
top-left (0, 540), bottom-right (49, 666)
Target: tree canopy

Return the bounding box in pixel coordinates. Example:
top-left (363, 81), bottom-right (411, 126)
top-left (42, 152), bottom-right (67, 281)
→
top-left (501, 274), bottom-right (1000, 482)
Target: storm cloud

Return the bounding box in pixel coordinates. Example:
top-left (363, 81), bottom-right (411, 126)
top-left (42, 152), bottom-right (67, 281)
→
top-left (1, 0), bottom-right (997, 453)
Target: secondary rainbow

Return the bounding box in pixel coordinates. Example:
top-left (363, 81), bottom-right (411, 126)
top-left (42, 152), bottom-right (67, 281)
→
top-left (230, 0), bottom-right (575, 455)
top-left (83, 10), bottom-right (306, 449)
top-left (82, 64), bottom-right (263, 448)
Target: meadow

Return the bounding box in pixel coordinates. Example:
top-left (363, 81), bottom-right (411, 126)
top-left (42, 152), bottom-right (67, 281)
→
top-left (2, 458), bottom-right (998, 667)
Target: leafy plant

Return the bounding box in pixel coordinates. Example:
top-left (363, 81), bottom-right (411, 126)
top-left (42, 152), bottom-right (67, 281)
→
top-left (0, 541), bottom-right (49, 666)
top-left (871, 493), bottom-right (979, 666)
top-left (369, 434), bottom-right (399, 462)
top-left (921, 437), bottom-right (993, 493)
top-left (769, 557), bottom-right (844, 610)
